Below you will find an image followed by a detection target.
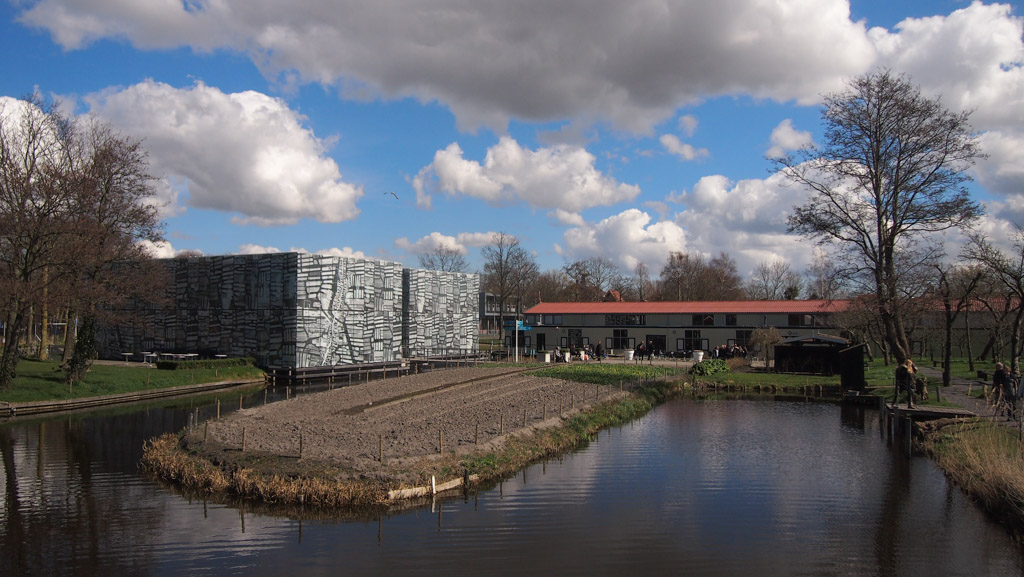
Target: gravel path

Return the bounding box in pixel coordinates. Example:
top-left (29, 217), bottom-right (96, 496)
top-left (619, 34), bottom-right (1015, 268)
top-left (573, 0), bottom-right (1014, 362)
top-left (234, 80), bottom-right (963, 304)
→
top-left (915, 364), bottom-right (1019, 425)
top-left (200, 366), bottom-right (631, 481)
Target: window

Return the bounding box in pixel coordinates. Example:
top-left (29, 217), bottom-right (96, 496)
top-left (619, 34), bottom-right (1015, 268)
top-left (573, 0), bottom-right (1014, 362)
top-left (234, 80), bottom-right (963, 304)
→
top-left (681, 330), bottom-right (702, 351)
top-left (605, 314), bottom-right (645, 326)
top-left (725, 314), bottom-right (737, 326)
top-left (735, 330), bottom-right (752, 347)
top-left (692, 314), bottom-right (715, 326)
top-left (788, 314), bottom-right (814, 327)
top-left (611, 329), bottom-right (630, 350)
top-left (542, 314), bottom-right (562, 325)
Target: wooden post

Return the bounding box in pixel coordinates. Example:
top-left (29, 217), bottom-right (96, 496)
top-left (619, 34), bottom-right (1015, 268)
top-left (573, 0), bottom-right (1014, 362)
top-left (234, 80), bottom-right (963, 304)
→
top-left (264, 389), bottom-right (268, 405)
top-left (299, 431), bottom-right (304, 459)
top-left (239, 394), bottom-right (243, 410)
top-left (216, 399), bottom-right (221, 419)
top-left (204, 421), bottom-right (208, 442)
top-left (475, 422), bottom-right (479, 444)
top-left (439, 430), bottom-right (443, 454)
top-left (242, 427), bottom-right (247, 452)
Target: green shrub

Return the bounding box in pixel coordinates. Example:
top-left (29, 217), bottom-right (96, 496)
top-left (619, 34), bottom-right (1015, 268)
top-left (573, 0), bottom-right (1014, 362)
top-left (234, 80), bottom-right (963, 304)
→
top-left (689, 358), bottom-right (729, 376)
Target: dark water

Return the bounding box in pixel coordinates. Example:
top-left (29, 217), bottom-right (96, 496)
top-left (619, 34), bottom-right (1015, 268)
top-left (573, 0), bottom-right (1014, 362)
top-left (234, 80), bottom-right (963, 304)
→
top-left (2, 392), bottom-right (1023, 576)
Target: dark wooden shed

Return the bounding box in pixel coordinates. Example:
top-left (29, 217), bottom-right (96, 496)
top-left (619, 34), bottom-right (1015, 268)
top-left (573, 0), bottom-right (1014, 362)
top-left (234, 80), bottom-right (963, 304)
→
top-left (774, 334), bottom-right (848, 376)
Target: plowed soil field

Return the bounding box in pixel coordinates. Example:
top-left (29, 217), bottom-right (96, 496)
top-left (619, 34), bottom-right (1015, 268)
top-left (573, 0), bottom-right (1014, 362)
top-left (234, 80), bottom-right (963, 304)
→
top-left (197, 366), bottom-right (629, 482)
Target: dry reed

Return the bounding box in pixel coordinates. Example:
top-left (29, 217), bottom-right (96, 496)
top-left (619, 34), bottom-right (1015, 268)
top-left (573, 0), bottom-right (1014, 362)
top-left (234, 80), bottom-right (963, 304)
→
top-left (919, 418), bottom-right (1024, 535)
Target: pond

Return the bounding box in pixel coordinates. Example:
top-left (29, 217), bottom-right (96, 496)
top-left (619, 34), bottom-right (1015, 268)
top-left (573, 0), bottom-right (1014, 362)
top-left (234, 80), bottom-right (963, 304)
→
top-left (2, 392), bottom-right (1022, 576)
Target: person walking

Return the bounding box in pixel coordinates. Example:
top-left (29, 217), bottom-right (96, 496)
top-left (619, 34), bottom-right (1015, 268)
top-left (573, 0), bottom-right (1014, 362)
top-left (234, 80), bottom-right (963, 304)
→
top-left (994, 362), bottom-right (1016, 421)
top-left (893, 358), bottom-right (917, 409)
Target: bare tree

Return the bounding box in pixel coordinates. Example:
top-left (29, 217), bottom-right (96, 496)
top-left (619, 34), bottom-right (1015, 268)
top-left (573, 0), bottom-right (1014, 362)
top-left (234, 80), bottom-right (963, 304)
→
top-left (0, 96), bottom-right (81, 389)
top-left (563, 256), bottom-right (621, 302)
top-left (528, 269), bottom-right (570, 304)
top-left (418, 244), bottom-right (468, 272)
top-left (781, 69), bottom-right (983, 363)
top-left (482, 232), bottom-right (532, 343)
top-left (657, 251), bottom-right (744, 301)
top-left (633, 262), bottom-right (652, 301)
top-left (747, 260), bottom-right (802, 300)
top-left (933, 263), bottom-right (984, 385)
top-left (804, 249), bottom-right (845, 300)
top-left (965, 228), bottom-right (1024, 374)
top-left (0, 95), bottom-right (164, 389)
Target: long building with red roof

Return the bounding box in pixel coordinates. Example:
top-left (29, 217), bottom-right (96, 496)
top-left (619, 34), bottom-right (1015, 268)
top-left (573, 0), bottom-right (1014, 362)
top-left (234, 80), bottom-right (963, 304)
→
top-left (521, 299), bottom-right (850, 356)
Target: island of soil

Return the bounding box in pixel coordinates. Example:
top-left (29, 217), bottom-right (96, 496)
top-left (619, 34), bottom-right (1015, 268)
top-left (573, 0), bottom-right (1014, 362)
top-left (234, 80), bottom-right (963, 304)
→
top-left (143, 365), bottom-right (679, 508)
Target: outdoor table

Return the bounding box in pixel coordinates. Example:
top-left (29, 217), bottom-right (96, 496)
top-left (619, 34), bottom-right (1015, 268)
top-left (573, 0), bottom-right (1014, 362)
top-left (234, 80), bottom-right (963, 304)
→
top-left (121, 352), bottom-right (133, 365)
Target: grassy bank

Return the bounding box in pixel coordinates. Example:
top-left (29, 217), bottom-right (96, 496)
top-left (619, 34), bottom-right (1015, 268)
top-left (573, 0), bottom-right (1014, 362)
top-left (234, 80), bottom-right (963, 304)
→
top-left (0, 358), bottom-right (265, 403)
top-left (918, 419), bottom-right (1024, 536)
top-left (141, 366), bottom-right (685, 510)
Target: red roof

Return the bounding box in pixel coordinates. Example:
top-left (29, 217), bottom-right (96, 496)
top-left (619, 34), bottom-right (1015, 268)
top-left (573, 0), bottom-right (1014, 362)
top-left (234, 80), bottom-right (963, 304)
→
top-left (525, 300), bottom-right (849, 315)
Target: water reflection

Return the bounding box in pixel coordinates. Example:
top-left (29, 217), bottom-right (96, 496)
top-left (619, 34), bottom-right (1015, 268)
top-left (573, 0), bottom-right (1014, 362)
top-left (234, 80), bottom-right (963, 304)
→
top-left (2, 395), bottom-right (1023, 576)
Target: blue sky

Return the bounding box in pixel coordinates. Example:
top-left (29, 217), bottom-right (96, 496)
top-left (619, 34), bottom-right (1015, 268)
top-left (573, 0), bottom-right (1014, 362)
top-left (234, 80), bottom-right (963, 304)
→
top-left (2, 0), bottom-right (1022, 280)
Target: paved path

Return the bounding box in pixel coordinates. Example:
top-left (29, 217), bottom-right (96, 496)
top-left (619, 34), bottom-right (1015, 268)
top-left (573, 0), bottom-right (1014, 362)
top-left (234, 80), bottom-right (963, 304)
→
top-left (915, 364), bottom-right (1018, 425)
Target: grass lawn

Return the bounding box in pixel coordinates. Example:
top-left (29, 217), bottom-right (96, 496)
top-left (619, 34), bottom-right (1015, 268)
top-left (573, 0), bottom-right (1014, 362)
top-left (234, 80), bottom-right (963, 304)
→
top-left (0, 358), bottom-right (265, 404)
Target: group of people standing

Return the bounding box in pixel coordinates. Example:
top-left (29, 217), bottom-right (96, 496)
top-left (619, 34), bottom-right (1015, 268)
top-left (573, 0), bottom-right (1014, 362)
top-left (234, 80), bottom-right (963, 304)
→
top-left (553, 343), bottom-right (604, 363)
top-left (893, 358), bottom-right (1020, 421)
top-left (634, 341), bottom-right (656, 363)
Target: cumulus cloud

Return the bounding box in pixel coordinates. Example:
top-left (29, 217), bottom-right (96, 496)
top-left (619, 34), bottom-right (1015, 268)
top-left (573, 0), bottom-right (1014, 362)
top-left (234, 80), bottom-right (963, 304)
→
top-left (413, 136), bottom-right (640, 211)
top-left (18, 0), bottom-right (879, 133)
top-left (84, 81), bottom-right (363, 226)
top-left (870, 2), bottom-right (1024, 131)
top-left (138, 239), bottom-right (181, 259)
top-left (975, 130), bottom-right (1024, 217)
top-left (394, 232), bottom-right (468, 255)
top-left (660, 134), bottom-right (710, 161)
top-left (236, 244), bottom-right (367, 258)
top-left (559, 209), bottom-right (690, 275)
top-left (678, 115), bottom-right (699, 137)
top-left (766, 119), bottom-right (814, 159)
top-left (673, 172), bottom-right (817, 274)
top-left (549, 209), bottom-right (586, 227)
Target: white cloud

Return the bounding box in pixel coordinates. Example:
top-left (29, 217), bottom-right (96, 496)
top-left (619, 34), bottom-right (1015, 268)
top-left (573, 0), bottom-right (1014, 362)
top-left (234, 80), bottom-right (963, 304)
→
top-left (549, 209), bottom-right (585, 227)
top-left (19, 0), bottom-right (878, 133)
top-left (236, 244), bottom-right (367, 258)
top-left (660, 134), bottom-right (709, 161)
top-left (766, 119), bottom-right (813, 159)
top-left (413, 136), bottom-right (640, 212)
top-left (394, 232), bottom-right (468, 255)
top-left (560, 209), bottom-right (690, 275)
top-left (84, 81), bottom-right (363, 226)
top-left (870, 2), bottom-right (1024, 131)
top-left (975, 130), bottom-right (1024, 212)
top-left (678, 115), bottom-right (699, 137)
top-left (311, 246), bottom-right (368, 259)
top-left (138, 239), bottom-right (181, 259)
top-left (672, 172), bottom-right (817, 274)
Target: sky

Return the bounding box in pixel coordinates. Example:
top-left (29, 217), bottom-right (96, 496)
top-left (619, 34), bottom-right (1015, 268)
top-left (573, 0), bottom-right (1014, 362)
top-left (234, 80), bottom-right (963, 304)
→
top-left (1, 0), bottom-right (1023, 282)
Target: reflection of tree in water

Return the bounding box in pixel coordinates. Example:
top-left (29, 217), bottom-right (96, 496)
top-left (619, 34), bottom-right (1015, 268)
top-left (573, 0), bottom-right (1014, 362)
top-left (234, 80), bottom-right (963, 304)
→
top-left (872, 444), bottom-right (913, 576)
top-left (0, 412), bottom-right (179, 575)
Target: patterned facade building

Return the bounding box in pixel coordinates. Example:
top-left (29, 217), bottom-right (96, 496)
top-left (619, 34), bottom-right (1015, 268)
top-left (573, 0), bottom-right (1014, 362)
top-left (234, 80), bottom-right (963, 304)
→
top-left (96, 253), bottom-right (478, 368)
top-left (403, 268), bottom-right (479, 357)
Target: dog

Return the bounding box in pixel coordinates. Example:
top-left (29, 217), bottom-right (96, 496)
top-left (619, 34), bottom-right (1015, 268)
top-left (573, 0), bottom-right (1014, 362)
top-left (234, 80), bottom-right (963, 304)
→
top-left (915, 377), bottom-right (929, 401)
